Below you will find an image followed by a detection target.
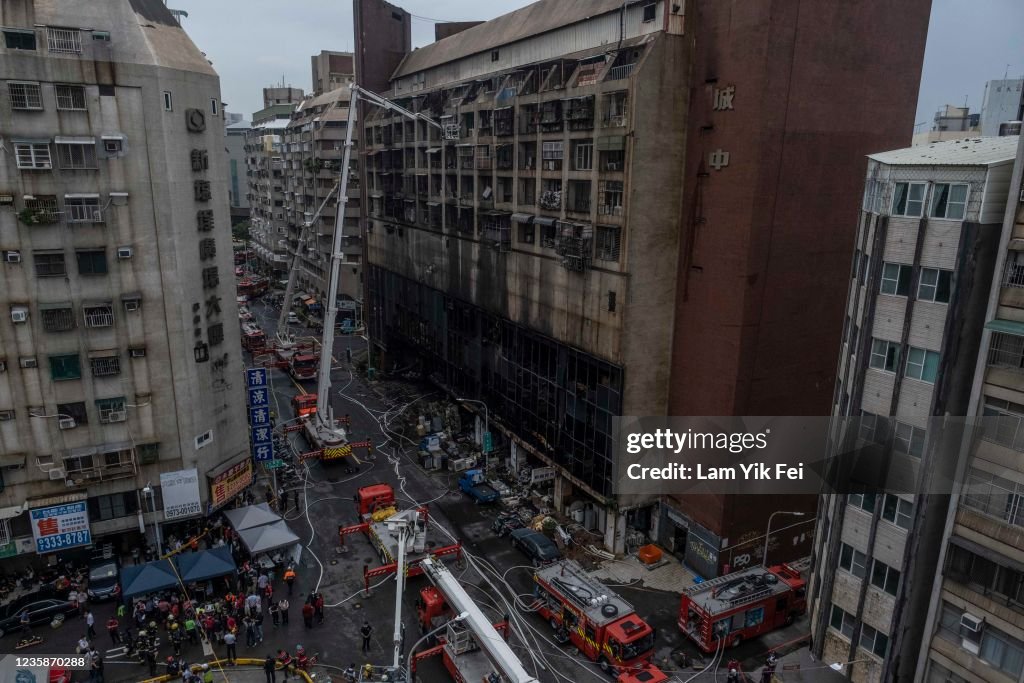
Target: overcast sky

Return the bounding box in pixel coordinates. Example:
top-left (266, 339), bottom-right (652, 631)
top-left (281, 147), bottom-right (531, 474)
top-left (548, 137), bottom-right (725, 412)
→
top-left (174, 0), bottom-right (1024, 131)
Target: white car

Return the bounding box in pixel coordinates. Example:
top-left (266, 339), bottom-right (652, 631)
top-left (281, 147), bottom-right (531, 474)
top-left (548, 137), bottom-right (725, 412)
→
top-left (238, 306), bottom-right (253, 321)
top-left (286, 312), bottom-right (300, 324)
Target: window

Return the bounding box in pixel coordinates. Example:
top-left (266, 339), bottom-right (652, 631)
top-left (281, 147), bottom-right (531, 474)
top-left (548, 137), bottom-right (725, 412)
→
top-left (65, 196), bottom-right (102, 222)
top-left (137, 443), bottom-right (160, 465)
top-left (518, 221), bottom-right (535, 244)
top-left (14, 142), bottom-right (51, 169)
top-left (25, 195), bottom-right (58, 223)
top-left (601, 149), bottom-right (625, 171)
top-left (88, 492), bottom-right (139, 522)
top-left (210, 98), bottom-right (219, 115)
top-left (55, 84), bottom-right (86, 110)
top-left (926, 661), bottom-right (968, 683)
top-left (881, 494), bottom-right (913, 529)
top-left (870, 339), bottom-right (900, 372)
top-left (946, 544), bottom-right (1024, 606)
top-left (829, 605), bottom-right (856, 639)
top-left (491, 50), bottom-right (499, 62)
top-left (49, 354), bottom-right (81, 381)
top-left (33, 252), bottom-right (66, 277)
top-left (893, 422), bottom-right (925, 457)
top-left (863, 178), bottom-right (883, 214)
top-left (918, 268), bottom-right (952, 303)
top-left (90, 354), bottom-right (120, 377)
top-left (47, 27), bottom-right (82, 53)
top-left (83, 304), bottom-right (114, 328)
top-left (541, 141), bottom-right (563, 170)
top-left (57, 143), bottom-right (97, 169)
top-left (8, 81), bottom-right (43, 110)
top-left (870, 559), bottom-right (901, 595)
top-left (859, 411), bottom-right (881, 443)
top-left (642, 1), bottom-right (656, 21)
top-left (839, 543), bottom-right (868, 578)
top-left (982, 397), bottom-right (1024, 451)
top-left (41, 306), bottom-right (75, 332)
top-left (96, 397), bottom-right (126, 424)
top-left (905, 346), bottom-right (940, 383)
top-left (76, 249), bottom-right (108, 275)
top-left (860, 624), bottom-right (889, 657)
top-left (573, 141), bottom-right (593, 171)
top-left (63, 453), bottom-right (94, 475)
top-left (4, 29), bottom-right (36, 50)
top-left (57, 401), bottom-right (88, 426)
top-left (980, 628), bottom-right (1024, 678)
top-left (930, 183), bottom-right (968, 220)
top-left (540, 222), bottom-right (557, 248)
top-left (596, 226), bottom-right (621, 262)
top-left (162, 90), bottom-right (173, 111)
top-left (880, 262), bottom-right (912, 296)
top-left (892, 182), bottom-right (926, 217)
top-left (988, 332), bottom-right (1024, 372)
top-left (598, 180), bottom-right (624, 216)
top-left (963, 467), bottom-right (1024, 528)
top-left (608, 291), bottom-right (616, 312)
top-left (848, 482), bottom-right (877, 513)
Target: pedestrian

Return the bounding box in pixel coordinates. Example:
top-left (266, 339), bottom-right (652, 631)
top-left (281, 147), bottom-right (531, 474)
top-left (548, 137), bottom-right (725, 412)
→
top-left (203, 663), bottom-right (214, 683)
top-left (342, 663), bottom-right (357, 682)
top-left (292, 489), bottom-right (300, 513)
top-left (85, 609), bottom-right (96, 637)
top-left (224, 629), bottom-right (237, 664)
top-left (19, 609), bottom-right (31, 635)
top-left (146, 647), bottom-right (157, 677)
top-left (131, 546), bottom-right (140, 566)
top-left (246, 591), bottom-right (261, 616)
top-left (360, 620), bottom-right (372, 653)
top-left (258, 571), bottom-right (269, 593)
top-left (278, 487), bottom-right (286, 511)
top-left (107, 616), bottom-right (120, 644)
top-left (264, 581), bottom-right (274, 604)
top-left (78, 635), bottom-right (91, 654)
top-left (245, 616), bottom-right (256, 648)
top-left (255, 609), bottom-right (264, 643)
top-left (91, 654), bottom-right (104, 683)
top-left (279, 599), bottom-right (289, 626)
top-left (283, 566), bottom-right (296, 596)
top-left (116, 602), bottom-right (126, 619)
top-left (269, 600), bottom-right (280, 627)
top-left (264, 654), bottom-right (277, 683)
top-left (301, 601), bottom-right (314, 629)
top-left (314, 593), bottom-right (324, 625)
top-left (185, 615), bottom-right (198, 644)
top-left (265, 485), bottom-right (273, 506)
top-left (79, 595), bottom-right (88, 618)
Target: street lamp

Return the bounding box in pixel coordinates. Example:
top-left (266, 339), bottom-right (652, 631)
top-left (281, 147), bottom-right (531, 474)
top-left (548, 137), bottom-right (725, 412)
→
top-left (455, 398), bottom-right (489, 453)
top-left (141, 484), bottom-right (163, 556)
top-left (762, 510), bottom-right (806, 567)
top-left (405, 612), bottom-right (468, 682)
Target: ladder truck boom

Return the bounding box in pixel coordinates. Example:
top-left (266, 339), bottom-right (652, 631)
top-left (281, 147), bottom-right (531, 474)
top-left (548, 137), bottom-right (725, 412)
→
top-left (420, 557), bottom-right (540, 683)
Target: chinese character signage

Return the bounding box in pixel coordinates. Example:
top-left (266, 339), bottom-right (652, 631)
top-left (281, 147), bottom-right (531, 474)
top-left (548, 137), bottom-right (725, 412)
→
top-left (160, 468), bottom-right (203, 520)
top-left (246, 367), bottom-right (274, 463)
top-left (209, 459), bottom-right (254, 512)
top-left (30, 502), bottom-right (91, 554)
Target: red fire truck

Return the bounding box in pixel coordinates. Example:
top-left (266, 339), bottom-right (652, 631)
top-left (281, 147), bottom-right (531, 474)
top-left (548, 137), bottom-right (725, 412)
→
top-left (677, 564), bottom-right (806, 653)
top-left (241, 323), bottom-right (267, 353)
top-left (237, 276), bottom-right (269, 299)
top-left (533, 560), bottom-right (656, 676)
top-left (289, 353), bottom-right (318, 381)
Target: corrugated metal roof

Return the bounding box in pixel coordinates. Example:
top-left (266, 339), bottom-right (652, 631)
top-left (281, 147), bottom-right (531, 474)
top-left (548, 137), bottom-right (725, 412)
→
top-left (393, 0), bottom-right (628, 78)
top-left (868, 136), bottom-right (1019, 166)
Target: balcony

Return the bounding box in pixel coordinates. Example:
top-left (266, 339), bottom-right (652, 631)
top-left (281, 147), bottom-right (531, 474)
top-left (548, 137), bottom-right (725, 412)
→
top-left (539, 191), bottom-right (562, 211)
top-left (606, 63), bottom-right (636, 81)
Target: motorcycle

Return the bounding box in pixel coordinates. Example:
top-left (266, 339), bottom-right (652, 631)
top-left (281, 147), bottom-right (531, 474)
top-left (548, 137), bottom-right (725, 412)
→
top-left (492, 511), bottom-right (525, 537)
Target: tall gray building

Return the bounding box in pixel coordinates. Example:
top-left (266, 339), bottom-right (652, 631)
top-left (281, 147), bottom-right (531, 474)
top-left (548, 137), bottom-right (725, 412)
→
top-left (808, 136), bottom-right (1021, 683)
top-left (0, 0), bottom-right (248, 559)
top-left (225, 113), bottom-right (251, 223)
top-left (980, 78), bottom-right (1024, 137)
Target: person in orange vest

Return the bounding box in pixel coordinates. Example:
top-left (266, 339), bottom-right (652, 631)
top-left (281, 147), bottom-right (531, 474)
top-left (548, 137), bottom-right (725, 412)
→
top-left (283, 566), bottom-right (296, 596)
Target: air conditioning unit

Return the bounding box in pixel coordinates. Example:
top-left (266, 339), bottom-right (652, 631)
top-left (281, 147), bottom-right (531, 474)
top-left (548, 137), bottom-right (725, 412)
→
top-left (58, 417), bottom-right (77, 430)
top-left (5, 251), bottom-right (21, 263)
top-left (129, 347), bottom-right (146, 358)
top-left (960, 613), bottom-right (983, 632)
top-left (124, 300), bottom-right (140, 312)
top-left (19, 357), bottom-right (37, 369)
top-left (606, 162), bottom-right (620, 171)
top-left (48, 467), bottom-right (66, 480)
top-left (11, 308), bottom-right (28, 323)
top-left (117, 246), bottom-right (133, 259)
top-left (0, 410), bottom-right (13, 421)
top-left (106, 410), bottom-right (127, 423)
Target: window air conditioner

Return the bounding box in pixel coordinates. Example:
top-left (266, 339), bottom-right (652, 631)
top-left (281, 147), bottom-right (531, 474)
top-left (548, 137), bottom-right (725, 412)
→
top-left (0, 410), bottom-right (13, 421)
top-left (117, 247), bottom-right (133, 259)
top-left (48, 467), bottom-right (66, 480)
top-left (124, 300), bottom-right (140, 312)
top-left (106, 410), bottom-right (127, 423)
top-left (11, 308), bottom-right (28, 323)
top-left (960, 613), bottom-right (983, 632)
top-left (606, 162), bottom-right (620, 171)
top-left (58, 417), bottom-right (77, 430)
top-left (5, 251), bottom-right (22, 263)
top-left (129, 347), bottom-right (146, 358)
top-left (19, 357), bottom-right (38, 369)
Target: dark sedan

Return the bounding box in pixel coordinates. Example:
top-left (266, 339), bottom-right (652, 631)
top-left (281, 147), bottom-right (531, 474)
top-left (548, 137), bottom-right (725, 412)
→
top-left (0, 597), bottom-right (77, 638)
top-left (86, 560), bottom-right (121, 601)
top-left (510, 528), bottom-right (562, 566)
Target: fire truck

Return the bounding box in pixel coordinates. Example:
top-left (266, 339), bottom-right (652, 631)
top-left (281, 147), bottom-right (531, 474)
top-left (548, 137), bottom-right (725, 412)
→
top-left (533, 560), bottom-right (657, 676)
top-left (287, 352), bottom-right (318, 381)
top-left (291, 393), bottom-right (317, 419)
top-left (677, 564), bottom-right (806, 653)
top-left (241, 323), bottom-right (267, 353)
top-left (236, 276), bottom-right (269, 299)
top-left (338, 483), bottom-right (462, 593)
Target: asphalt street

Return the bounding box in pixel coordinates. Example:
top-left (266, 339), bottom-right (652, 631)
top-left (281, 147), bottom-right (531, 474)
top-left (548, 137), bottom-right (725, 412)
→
top-left (8, 296), bottom-right (810, 682)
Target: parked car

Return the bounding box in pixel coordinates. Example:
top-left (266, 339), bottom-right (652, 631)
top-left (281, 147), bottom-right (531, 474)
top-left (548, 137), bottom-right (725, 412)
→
top-left (286, 312), bottom-right (300, 325)
top-left (86, 559), bottom-right (120, 601)
top-left (0, 596), bottom-right (77, 638)
top-left (510, 528), bottom-right (561, 566)
top-left (235, 265), bottom-right (245, 277)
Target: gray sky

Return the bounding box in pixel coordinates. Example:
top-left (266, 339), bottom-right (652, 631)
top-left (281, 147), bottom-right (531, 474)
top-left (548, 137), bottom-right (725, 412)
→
top-left (174, 0), bottom-right (1024, 129)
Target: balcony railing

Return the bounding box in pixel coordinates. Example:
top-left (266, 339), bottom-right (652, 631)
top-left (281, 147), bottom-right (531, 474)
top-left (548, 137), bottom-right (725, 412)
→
top-left (607, 64), bottom-right (636, 81)
top-left (1004, 261), bottom-right (1024, 289)
top-left (987, 332), bottom-right (1024, 373)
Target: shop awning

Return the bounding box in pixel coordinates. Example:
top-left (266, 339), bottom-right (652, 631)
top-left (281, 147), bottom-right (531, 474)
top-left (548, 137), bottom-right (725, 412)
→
top-left (120, 560), bottom-right (179, 599)
top-left (38, 302), bottom-right (72, 310)
top-left (512, 213), bottom-right (534, 224)
top-left (223, 502), bottom-right (281, 531)
top-left (54, 136), bottom-right (95, 145)
top-left (425, 147), bottom-right (441, 154)
top-left (0, 501), bottom-right (24, 517)
top-left (303, 298), bottom-right (318, 307)
top-left (26, 492), bottom-right (87, 508)
top-left (985, 319), bottom-right (1024, 336)
top-left (237, 520), bottom-right (300, 555)
top-left (175, 545), bottom-right (237, 583)
top-left (534, 216), bottom-right (557, 227)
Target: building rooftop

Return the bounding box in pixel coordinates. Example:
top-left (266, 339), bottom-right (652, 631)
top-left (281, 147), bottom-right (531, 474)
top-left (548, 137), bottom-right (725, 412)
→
top-left (869, 135), bottom-right (1019, 167)
top-left (393, 0), bottom-right (628, 77)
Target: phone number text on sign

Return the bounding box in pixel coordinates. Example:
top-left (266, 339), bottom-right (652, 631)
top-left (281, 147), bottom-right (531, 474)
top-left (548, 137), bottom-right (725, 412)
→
top-left (30, 502), bottom-right (92, 554)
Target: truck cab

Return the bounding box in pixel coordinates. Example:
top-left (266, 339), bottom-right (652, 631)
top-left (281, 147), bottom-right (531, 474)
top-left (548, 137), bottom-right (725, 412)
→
top-left (458, 469), bottom-right (499, 504)
top-left (241, 323), bottom-right (266, 352)
top-left (289, 353), bottom-right (318, 381)
top-left (291, 393), bottom-right (317, 419)
top-left (356, 483), bottom-right (396, 518)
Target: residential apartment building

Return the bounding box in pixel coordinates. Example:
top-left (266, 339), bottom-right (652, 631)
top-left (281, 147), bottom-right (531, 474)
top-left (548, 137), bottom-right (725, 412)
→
top-left (354, 0), bottom-right (931, 559)
top-left (225, 114), bottom-right (251, 223)
top-left (311, 50), bottom-right (355, 97)
top-left (0, 0), bottom-right (247, 558)
top-left (911, 135), bottom-right (1024, 683)
top-left (247, 59), bottom-right (361, 312)
top-left (914, 105), bottom-right (982, 147)
top-left (808, 136), bottom-right (1021, 682)
top-left (980, 79), bottom-right (1024, 138)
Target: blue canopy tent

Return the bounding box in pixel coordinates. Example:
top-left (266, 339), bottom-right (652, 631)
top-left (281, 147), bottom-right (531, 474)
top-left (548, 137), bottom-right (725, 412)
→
top-left (120, 559), bottom-right (179, 599)
top-left (175, 545), bottom-right (237, 584)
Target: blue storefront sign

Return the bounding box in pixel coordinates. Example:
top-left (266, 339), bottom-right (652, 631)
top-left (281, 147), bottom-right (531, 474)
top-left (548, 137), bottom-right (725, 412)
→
top-left (245, 367), bottom-right (274, 463)
top-left (30, 502), bottom-right (92, 554)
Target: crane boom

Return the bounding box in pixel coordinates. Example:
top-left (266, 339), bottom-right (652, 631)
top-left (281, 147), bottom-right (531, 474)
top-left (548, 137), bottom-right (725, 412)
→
top-left (420, 557), bottom-right (540, 683)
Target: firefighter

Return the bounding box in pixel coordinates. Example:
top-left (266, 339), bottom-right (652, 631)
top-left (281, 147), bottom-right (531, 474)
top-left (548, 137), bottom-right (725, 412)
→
top-left (283, 565), bottom-right (297, 595)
